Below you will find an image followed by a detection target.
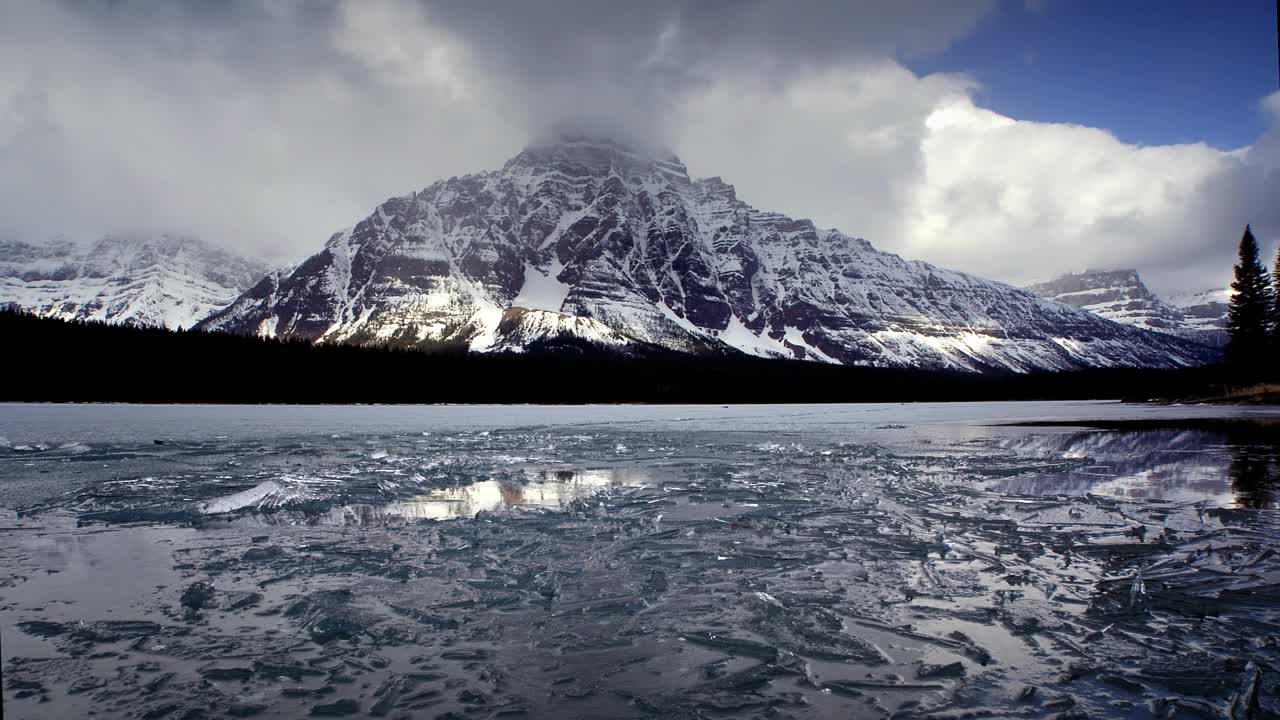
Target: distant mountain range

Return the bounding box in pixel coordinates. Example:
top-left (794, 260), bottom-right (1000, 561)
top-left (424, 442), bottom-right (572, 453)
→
top-left (1026, 270), bottom-right (1227, 347)
top-left (3, 137), bottom-right (1221, 371)
top-left (1165, 288), bottom-right (1231, 340)
top-left (0, 234), bottom-right (267, 329)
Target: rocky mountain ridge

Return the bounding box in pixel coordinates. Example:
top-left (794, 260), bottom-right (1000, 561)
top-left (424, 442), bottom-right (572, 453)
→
top-left (1027, 269), bottom-right (1227, 347)
top-left (0, 234), bottom-right (267, 329)
top-left (199, 136), bottom-right (1214, 371)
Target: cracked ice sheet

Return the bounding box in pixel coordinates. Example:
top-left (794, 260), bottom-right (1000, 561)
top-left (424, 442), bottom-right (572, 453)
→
top-left (0, 404), bottom-right (1278, 718)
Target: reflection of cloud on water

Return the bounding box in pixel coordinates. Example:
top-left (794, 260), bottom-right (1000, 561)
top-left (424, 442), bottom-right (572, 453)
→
top-left (219, 466), bottom-right (654, 527)
top-left (380, 466), bottom-right (651, 521)
top-left (992, 430), bottom-right (1279, 508)
top-left (1083, 465), bottom-right (1232, 505)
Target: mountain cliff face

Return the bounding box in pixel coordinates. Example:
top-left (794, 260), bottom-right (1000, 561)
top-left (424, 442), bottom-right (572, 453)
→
top-left (201, 136), bottom-right (1213, 371)
top-left (1027, 270), bottom-right (1226, 347)
top-left (1166, 288), bottom-right (1230, 342)
top-left (0, 234), bottom-right (267, 329)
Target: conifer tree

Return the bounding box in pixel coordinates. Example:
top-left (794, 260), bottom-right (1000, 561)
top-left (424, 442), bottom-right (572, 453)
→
top-left (1273, 242), bottom-right (1280, 345)
top-left (1225, 225), bottom-right (1273, 369)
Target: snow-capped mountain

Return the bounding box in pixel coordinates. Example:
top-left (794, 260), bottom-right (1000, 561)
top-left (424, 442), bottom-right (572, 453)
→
top-left (1027, 270), bottom-right (1226, 347)
top-left (1, 234), bottom-right (268, 329)
top-left (201, 136), bottom-right (1214, 371)
top-left (1165, 288), bottom-right (1230, 341)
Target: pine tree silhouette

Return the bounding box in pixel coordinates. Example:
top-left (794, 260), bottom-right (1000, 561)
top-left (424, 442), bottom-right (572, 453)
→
top-left (1225, 225), bottom-right (1274, 371)
top-left (1273, 242), bottom-right (1280, 343)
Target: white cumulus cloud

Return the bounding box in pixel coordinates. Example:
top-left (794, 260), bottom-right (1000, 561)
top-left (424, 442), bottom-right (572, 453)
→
top-left (676, 66), bottom-right (1279, 296)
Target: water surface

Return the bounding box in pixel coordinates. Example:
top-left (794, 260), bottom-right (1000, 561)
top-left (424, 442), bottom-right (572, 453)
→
top-left (2, 402), bottom-right (1277, 718)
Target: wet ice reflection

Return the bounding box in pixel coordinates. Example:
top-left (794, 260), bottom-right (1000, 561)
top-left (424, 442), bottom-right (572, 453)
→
top-left (4, 410), bottom-right (1280, 719)
top-left (379, 467), bottom-right (653, 520)
top-left (990, 429), bottom-right (1280, 507)
top-left (227, 466), bottom-right (659, 527)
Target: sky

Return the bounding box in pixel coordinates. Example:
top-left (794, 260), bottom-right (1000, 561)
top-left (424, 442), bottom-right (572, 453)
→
top-left (1, 0), bottom-right (1277, 297)
top-left (911, 0), bottom-right (1279, 149)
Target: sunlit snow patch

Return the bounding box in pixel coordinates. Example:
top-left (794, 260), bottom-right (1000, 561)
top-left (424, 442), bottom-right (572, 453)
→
top-left (511, 262), bottom-right (571, 312)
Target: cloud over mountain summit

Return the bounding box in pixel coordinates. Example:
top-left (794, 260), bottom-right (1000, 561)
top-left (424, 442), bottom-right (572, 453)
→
top-left (1, 0), bottom-right (1275, 296)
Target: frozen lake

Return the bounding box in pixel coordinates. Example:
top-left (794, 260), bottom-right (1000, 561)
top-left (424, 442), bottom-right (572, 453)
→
top-left (4, 400), bottom-right (1280, 445)
top-left (1, 401), bottom-right (1277, 718)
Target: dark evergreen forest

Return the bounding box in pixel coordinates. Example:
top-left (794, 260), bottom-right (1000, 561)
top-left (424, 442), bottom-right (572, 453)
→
top-left (5, 309), bottom-right (1261, 404)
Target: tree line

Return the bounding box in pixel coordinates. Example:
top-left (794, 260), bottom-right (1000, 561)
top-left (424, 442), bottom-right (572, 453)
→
top-left (1226, 224), bottom-right (1280, 377)
top-left (0, 307), bottom-right (1245, 404)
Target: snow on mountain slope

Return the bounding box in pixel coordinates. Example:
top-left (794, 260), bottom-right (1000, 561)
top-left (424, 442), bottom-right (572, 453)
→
top-left (1027, 270), bottom-right (1225, 347)
top-left (1, 234), bottom-right (268, 329)
top-left (1165, 288), bottom-right (1230, 340)
top-left (201, 136), bottom-right (1215, 371)
top-left (488, 307), bottom-right (634, 353)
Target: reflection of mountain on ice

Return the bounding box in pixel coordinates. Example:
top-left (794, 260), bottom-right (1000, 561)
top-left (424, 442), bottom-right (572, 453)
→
top-left (991, 430), bottom-right (1243, 505)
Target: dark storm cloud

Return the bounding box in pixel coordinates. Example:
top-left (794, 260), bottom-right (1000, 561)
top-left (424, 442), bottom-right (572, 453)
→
top-left (0, 0), bottom-right (993, 257)
top-left (413, 0), bottom-right (994, 144)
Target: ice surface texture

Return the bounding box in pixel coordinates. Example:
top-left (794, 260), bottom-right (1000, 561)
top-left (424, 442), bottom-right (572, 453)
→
top-left (1, 406), bottom-right (1278, 718)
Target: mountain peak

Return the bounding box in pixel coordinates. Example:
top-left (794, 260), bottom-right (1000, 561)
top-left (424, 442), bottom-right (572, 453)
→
top-left (530, 126), bottom-right (675, 156)
top-left (201, 143), bottom-right (1214, 371)
top-left (506, 133), bottom-right (686, 183)
top-left (1028, 269), bottom-right (1225, 347)
top-left (1029, 269), bottom-right (1150, 299)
